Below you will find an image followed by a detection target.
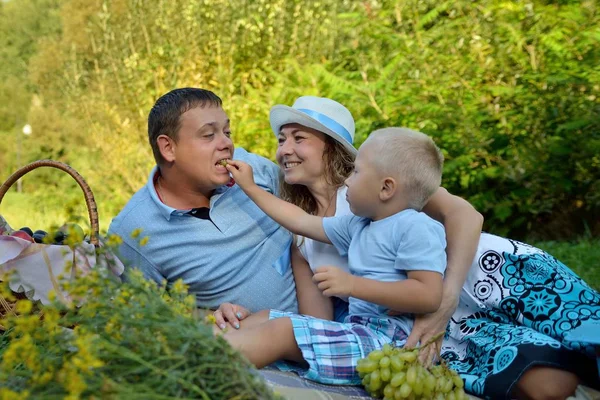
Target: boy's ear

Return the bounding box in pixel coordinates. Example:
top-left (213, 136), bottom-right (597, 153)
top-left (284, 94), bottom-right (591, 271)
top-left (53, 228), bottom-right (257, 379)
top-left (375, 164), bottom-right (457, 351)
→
top-left (379, 177), bottom-right (397, 201)
top-left (157, 135), bottom-right (176, 163)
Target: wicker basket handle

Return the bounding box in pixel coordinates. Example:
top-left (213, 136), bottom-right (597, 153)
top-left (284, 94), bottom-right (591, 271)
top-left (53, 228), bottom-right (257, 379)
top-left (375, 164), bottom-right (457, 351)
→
top-left (0, 160), bottom-right (99, 245)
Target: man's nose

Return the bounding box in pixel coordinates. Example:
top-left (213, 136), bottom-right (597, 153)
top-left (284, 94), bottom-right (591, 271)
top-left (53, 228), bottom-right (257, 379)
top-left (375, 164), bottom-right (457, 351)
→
top-left (218, 132), bottom-right (234, 148)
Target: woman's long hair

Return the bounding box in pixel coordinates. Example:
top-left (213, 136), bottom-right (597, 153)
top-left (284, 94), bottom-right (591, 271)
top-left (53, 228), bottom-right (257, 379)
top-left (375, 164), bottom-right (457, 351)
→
top-left (279, 137), bottom-right (355, 215)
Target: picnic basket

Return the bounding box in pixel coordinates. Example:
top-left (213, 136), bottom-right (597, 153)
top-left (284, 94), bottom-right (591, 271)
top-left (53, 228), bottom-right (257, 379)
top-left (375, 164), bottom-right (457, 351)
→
top-left (0, 160), bottom-right (102, 329)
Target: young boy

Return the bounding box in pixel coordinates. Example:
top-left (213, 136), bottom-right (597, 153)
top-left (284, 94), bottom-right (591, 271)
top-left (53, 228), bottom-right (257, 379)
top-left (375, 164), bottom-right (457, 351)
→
top-left (222, 127), bottom-right (447, 385)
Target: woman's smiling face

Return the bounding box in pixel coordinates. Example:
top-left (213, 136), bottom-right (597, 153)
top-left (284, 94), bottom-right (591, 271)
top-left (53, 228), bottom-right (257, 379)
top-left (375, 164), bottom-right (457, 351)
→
top-left (275, 123), bottom-right (328, 187)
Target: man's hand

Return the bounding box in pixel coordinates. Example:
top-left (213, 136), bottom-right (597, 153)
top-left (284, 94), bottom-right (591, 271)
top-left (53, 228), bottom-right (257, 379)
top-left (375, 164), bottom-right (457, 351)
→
top-left (213, 302), bottom-right (251, 330)
top-left (225, 160), bottom-right (255, 190)
top-left (313, 266), bottom-right (355, 297)
top-left (399, 292), bottom-right (459, 366)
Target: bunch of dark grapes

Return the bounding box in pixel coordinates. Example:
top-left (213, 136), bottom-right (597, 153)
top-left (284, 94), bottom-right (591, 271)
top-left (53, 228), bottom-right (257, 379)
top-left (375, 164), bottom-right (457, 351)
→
top-left (356, 339), bottom-right (467, 400)
top-left (10, 224), bottom-right (87, 245)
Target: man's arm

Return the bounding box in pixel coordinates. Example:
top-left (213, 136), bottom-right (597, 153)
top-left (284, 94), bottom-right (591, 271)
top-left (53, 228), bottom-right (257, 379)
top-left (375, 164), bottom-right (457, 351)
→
top-left (212, 245), bottom-right (335, 330)
top-left (226, 160), bottom-right (331, 243)
top-left (112, 236), bottom-right (164, 284)
top-left (292, 245), bottom-right (334, 320)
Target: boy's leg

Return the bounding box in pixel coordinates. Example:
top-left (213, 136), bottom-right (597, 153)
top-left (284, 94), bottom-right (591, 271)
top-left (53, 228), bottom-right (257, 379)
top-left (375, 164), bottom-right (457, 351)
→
top-left (224, 316), bottom-right (304, 368)
top-left (239, 309), bottom-right (270, 330)
top-left (212, 310), bottom-right (271, 336)
top-left (512, 367), bottom-right (579, 400)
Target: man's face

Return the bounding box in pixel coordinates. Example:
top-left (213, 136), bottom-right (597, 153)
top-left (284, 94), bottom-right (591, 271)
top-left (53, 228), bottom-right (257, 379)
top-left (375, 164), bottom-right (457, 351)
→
top-left (169, 106), bottom-right (234, 192)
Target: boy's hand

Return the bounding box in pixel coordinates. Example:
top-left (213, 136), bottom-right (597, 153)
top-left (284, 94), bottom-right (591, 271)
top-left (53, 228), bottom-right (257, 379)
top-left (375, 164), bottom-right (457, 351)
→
top-left (313, 266), bottom-right (355, 297)
top-left (225, 160), bottom-right (255, 189)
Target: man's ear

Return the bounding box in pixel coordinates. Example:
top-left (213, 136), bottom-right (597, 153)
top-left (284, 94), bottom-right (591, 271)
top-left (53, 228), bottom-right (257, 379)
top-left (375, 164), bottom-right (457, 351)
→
top-left (157, 134), bottom-right (176, 163)
top-left (379, 177), bottom-right (397, 201)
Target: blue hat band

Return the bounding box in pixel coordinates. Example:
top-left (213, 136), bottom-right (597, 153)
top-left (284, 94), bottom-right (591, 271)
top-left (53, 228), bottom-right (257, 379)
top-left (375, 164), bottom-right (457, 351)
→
top-left (297, 108), bottom-right (353, 145)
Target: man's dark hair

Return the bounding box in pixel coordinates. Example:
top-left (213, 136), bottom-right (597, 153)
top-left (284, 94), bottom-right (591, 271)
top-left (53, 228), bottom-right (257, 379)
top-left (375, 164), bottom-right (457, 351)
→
top-left (148, 88), bottom-right (222, 164)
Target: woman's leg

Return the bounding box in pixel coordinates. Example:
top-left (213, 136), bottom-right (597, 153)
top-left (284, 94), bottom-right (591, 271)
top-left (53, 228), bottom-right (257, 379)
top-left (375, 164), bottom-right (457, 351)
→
top-left (512, 366), bottom-right (579, 400)
top-left (440, 316), bottom-right (598, 399)
top-left (223, 316), bottom-right (304, 368)
top-left (461, 233), bottom-right (600, 352)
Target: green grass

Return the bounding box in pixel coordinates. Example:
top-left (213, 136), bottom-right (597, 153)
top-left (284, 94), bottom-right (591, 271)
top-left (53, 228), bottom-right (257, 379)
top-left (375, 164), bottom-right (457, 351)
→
top-left (0, 191), bottom-right (114, 235)
top-left (531, 238), bottom-right (600, 291)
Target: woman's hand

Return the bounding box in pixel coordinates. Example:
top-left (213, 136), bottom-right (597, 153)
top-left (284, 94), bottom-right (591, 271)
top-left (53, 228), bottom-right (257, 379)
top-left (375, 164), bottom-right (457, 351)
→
top-left (213, 302), bottom-right (251, 330)
top-left (225, 160), bottom-right (255, 190)
top-left (399, 292), bottom-right (459, 366)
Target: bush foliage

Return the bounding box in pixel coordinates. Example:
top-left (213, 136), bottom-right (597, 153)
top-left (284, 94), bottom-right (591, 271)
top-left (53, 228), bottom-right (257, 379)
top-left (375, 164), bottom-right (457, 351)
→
top-left (0, 267), bottom-right (280, 399)
top-left (0, 0), bottom-right (598, 239)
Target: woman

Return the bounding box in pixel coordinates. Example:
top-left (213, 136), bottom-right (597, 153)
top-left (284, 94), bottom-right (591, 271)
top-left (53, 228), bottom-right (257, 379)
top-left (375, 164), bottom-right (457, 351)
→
top-left (269, 96), bottom-right (598, 399)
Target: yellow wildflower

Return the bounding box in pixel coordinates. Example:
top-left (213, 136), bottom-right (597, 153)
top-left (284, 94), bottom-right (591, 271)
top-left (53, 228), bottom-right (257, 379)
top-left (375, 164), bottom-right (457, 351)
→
top-left (0, 280), bottom-right (15, 302)
top-left (58, 363), bottom-right (87, 399)
top-left (171, 279), bottom-right (188, 295)
top-left (15, 299), bottom-right (33, 314)
top-left (34, 370), bottom-right (54, 385)
top-left (106, 234), bottom-right (123, 247)
top-left (0, 388), bottom-right (28, 400)
top-left (205, 314), bottom-right (217, 324)
top-left (1, 333), bottom-right (35, 371)
top-left (130, 228), bottom-right (143, 239)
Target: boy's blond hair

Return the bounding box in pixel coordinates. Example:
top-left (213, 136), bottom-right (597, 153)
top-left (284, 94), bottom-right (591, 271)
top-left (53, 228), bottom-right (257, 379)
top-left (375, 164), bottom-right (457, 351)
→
top-left (364, 127), bottom-right (444, 210)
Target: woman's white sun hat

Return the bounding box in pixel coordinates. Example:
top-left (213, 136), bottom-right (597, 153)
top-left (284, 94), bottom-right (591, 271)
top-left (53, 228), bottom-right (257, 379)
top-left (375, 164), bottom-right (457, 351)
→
top-left (269, 96), bottom-right (357, 155)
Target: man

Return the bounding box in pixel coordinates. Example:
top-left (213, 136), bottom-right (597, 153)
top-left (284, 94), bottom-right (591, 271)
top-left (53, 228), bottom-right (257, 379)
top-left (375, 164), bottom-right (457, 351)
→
top-left (108, 88), bottom-right (298, 316)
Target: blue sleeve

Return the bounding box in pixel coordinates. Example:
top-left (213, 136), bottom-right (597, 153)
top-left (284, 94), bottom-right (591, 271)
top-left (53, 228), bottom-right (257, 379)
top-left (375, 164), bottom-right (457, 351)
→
top-left (108, 221), bottom-right (165, 284)
top-left (322, 215), bottom-right (363, 257)
top-left (115, 240), bottom-right (165, 284)
top-left (234, 147), bottom-right (280, 195)
top-left (394, 218), bottom-right (447, 275)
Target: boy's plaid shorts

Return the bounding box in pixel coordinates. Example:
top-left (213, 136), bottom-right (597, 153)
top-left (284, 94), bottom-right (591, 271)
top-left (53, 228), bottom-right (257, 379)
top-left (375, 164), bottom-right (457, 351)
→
top-left (269, 310), bottom-right (409, 385)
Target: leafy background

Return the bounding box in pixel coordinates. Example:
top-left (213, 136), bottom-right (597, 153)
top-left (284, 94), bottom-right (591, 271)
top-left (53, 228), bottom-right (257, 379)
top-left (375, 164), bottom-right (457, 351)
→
top-left (0, 0), bottom-right (598, 241)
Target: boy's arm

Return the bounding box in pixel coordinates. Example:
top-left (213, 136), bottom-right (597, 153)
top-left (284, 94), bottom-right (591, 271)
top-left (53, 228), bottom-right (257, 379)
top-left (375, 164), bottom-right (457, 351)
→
top-left (292, 245), bottom-right (334, 320)
top-left (226, 160), bottom-right (330, 243)
top-left (351, 271), bottom-right (443, 314)
top-left (314, 267), bottom-right (443, 314)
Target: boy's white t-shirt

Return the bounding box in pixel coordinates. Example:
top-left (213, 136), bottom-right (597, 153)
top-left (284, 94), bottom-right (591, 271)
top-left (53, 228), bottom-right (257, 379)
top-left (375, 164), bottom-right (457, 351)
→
top-left (298, 186), bottom-right (351, 274)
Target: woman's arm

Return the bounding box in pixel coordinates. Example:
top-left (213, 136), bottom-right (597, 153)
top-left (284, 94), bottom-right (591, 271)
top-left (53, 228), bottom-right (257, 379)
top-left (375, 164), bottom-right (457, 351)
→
top-left (421, 187), bottom-right (483, 301)
top-left (291, 244), bottom-right (334, 320)
top-left (405, 187), bottom-right (483, 363)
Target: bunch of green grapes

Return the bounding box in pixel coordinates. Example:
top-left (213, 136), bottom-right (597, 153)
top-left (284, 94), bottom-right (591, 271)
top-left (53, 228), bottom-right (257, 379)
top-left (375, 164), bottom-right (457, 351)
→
top-left (356, 342), bottom-right (468, 400)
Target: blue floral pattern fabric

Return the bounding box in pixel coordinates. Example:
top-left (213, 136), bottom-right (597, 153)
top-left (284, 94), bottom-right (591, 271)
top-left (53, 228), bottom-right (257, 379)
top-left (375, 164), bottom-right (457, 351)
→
top-left (441, 233), bottom-right (600, 399)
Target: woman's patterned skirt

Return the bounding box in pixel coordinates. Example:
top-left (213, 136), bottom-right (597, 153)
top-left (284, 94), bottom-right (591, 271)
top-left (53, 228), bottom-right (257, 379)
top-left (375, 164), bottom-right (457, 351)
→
top-left (442, 233), bottom-right (600, 399)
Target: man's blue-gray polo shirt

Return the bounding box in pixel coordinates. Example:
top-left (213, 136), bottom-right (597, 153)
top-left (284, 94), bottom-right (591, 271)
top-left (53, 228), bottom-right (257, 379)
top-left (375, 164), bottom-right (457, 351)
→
top-left (108, 148), bottom-right (298, 313)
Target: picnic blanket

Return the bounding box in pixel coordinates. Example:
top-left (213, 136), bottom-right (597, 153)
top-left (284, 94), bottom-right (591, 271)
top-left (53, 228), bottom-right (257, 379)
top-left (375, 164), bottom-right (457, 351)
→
top-left (259, 367), bottom-right (600, 400)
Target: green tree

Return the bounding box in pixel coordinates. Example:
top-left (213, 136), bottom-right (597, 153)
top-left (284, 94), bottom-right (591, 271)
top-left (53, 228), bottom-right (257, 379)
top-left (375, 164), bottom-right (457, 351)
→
top-left (2, 0), bottom-right (597, 238)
